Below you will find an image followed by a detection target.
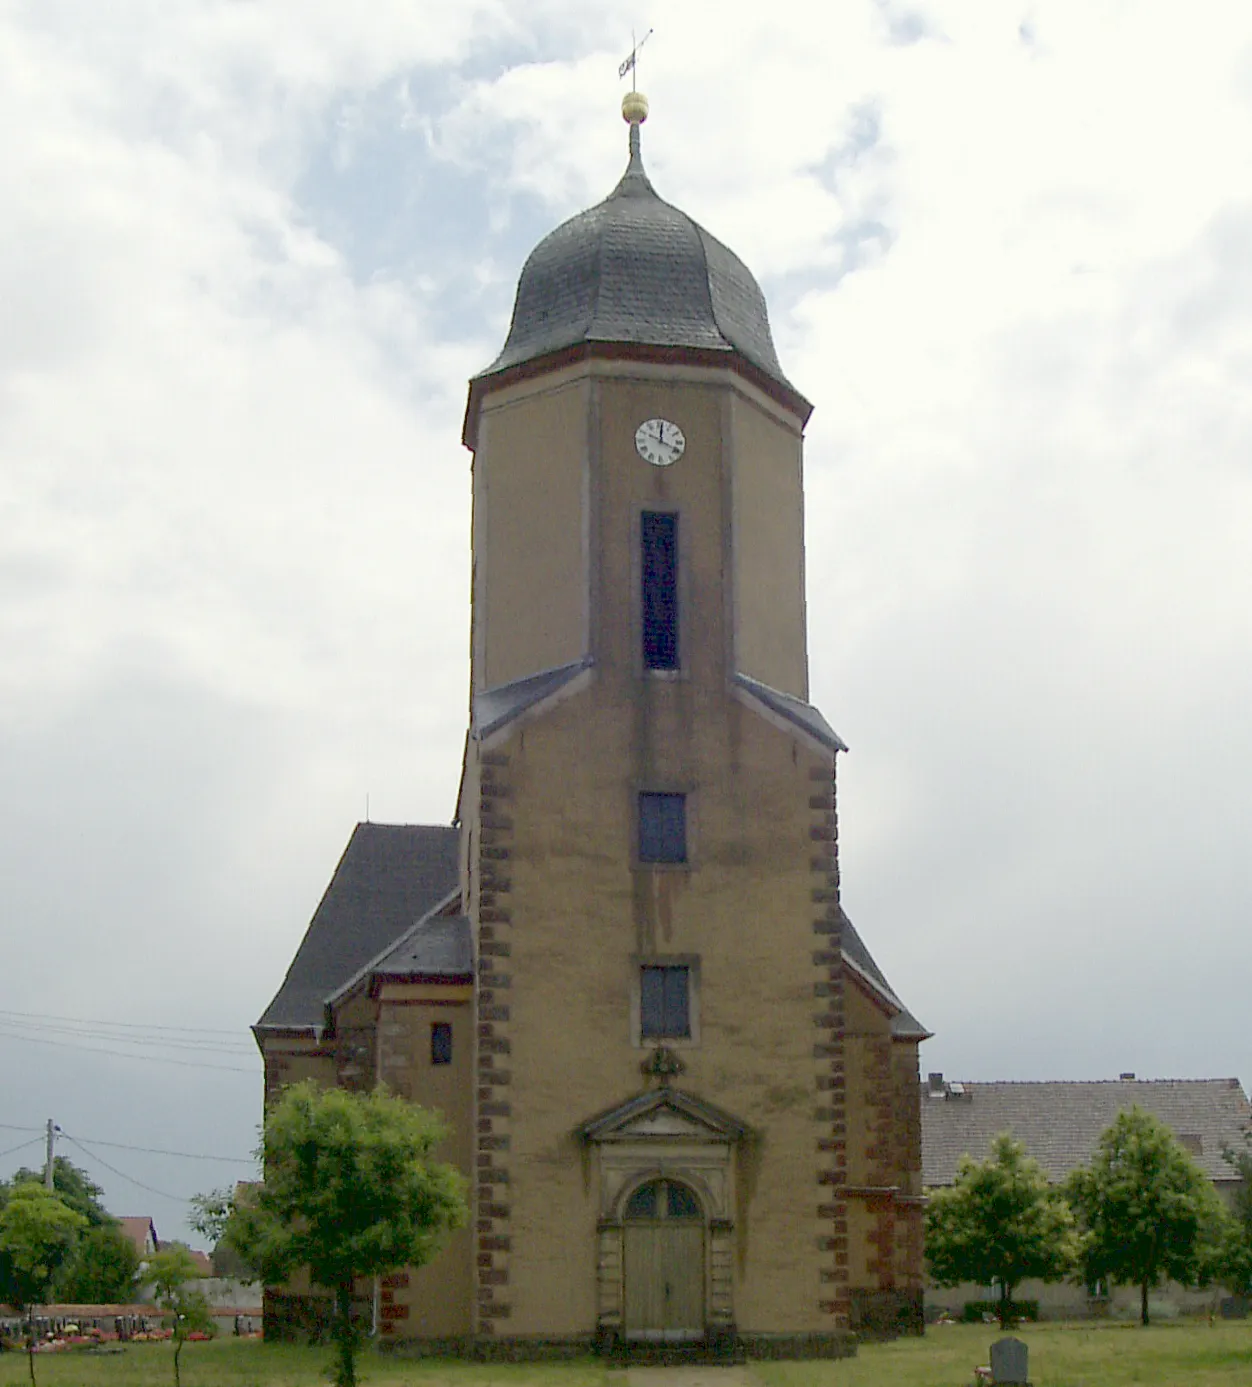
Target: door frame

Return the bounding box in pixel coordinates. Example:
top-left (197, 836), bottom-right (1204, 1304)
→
top-left (578, 1086), bottom-right (748, 1347)
top-left (621, 1178), bottom-right (707, 1341)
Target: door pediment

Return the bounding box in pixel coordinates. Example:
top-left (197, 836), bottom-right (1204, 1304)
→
top-left (578, 1087), bottom-right (749, 1145)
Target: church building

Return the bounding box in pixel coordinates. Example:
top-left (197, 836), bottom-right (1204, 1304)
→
top-left (255, 91), bottom-right (928, 1355)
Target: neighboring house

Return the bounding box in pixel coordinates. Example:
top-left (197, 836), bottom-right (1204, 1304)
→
top-left (921, 1074), bottom-right (1252, 1319)
top-left (117, 1217), bottom-right (159, 1261)
top-left (252, 92), bottom-right (928, 1356)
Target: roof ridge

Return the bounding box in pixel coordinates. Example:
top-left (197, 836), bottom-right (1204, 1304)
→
top-left (925, 1077), bottom-right (1242, 1087)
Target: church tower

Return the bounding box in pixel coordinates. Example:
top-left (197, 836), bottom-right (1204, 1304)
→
top-left (458, 93), bottom-right (927, 1349)
top-left (256, 91), bottom-right (926, 1356)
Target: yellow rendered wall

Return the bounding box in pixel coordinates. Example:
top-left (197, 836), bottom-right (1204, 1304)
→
top-left (476, 379), bottom-right (589, 690)
top-left (490, 689), bottom-right (830, 1334)
top-left (261, 1040), bottom-right (335, 1103)
top-left (376, 998), bottom-right (474, 1339)
top-left (473, 359), bottom-right (831, 1335)
top-left (729, 391), bottom-right (808, 699)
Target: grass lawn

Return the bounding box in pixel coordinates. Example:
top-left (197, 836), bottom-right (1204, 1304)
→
top-left (2, 1322), bottom-right (1251, 1386)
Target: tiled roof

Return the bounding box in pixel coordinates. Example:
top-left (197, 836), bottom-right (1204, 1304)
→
top-left (373, 912), bottom-right (472, 978)
top-left (477, 127), bottom-right (800, 407)
top-left (328, 908), bottom-right (472, 1006)
top-left (255, 823), bottom-right (459, 1031)
top-left (922, 1078), bottom-right (1252, 1186)
top-left (117, 1217), bottom-right (157, 1257)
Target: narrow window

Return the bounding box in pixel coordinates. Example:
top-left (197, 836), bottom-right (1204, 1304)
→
top-left (430, 1021), bottom-right (452, 1065)
top-left (641, 511), bottom-right (678, 669)
top-left (638, 791), bottom-right (686, 864)
top-left (640, 965), bottom-right (691, 1039)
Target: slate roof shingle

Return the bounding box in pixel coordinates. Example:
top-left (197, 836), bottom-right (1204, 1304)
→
top-left (255, 823), bottom-right (459, 1031)
top-left (478, 130), bottom-right (802, 408)
top-left (838, 908), bottom-right (929, 1040)
top-left (922, 1078), bottom-right (1252, 1186)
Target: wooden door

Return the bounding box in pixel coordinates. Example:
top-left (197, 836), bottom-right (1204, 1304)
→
top-left (622, 1180), bottom-right (705, 1339)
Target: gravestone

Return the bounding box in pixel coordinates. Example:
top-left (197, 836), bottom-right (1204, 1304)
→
top-left (990, 1336), bottom-right (1030, 1385)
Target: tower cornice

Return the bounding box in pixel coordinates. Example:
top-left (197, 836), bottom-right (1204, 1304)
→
top-left (463, 338), bottom-right (812, 450)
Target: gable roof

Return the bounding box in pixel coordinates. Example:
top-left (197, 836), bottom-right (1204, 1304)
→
top-left (117, 1216), bottom-right (158, 1258)
top-left (256, 823), bottom-right (459, 1032)
top-left (922, 1077), bottom-right (1252, 1186)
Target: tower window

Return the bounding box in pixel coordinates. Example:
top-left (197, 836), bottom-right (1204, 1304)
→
top-left (638, 792), bottom-right (686, 864)
top-left (641, 511), bottom-right (678, 669)
top-left (431, 1022), bottom-right (453, 1065)
top-left (640, 965), bottom-right (691, 1040)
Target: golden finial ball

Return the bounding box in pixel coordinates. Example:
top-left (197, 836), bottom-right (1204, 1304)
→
top-left (621, 90), bottom-right (649, 125)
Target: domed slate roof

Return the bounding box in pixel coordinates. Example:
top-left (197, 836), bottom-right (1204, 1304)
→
top-left (477, 120), bottom-right (800, 404)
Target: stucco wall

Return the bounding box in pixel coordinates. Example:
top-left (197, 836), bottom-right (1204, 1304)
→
top-left (376, 992), bottom-right (474, 1339)
top-left (729, 391), bottom-right (808, 699)
top-left (476, 378), bottom-right (590, 690)
top-left (466, 363), bottom-right (907, 1341)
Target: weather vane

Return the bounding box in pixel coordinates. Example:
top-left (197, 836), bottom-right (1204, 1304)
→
top-left (618, 28), bottom-right (652, 92)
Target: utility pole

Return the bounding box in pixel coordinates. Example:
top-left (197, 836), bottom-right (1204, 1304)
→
top-left (44, 1118), bottom-right (57, 1190)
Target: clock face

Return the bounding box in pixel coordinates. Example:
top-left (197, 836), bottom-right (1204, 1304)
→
top-left (635, 418), bottom-right (686, 467)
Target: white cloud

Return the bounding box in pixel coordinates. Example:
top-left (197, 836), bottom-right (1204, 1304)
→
top-left (4, 0), bottom-right (1252, 1228)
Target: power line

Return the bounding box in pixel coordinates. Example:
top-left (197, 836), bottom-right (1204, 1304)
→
top-left (0, 1016), bottom-right (255, 1053)
top-left (0, 1028), bottom-right (258, 1074)
top-left (0, 1122), bottom-right (42, 1134)
top-left (60, 1134), bottom-right (191, 1206)
top-left (0, 1138), bottom-right (43, 1163)
top-left (69, 1136), bottom-right (255, 1166)
top-left (0, 1020), bottom-right (254, 1057)
top-left (0, 1007), bottom-right (249, 1037)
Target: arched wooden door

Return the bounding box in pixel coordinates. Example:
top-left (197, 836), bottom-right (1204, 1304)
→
top-left (622, 1178), bottom-right (705, 1340)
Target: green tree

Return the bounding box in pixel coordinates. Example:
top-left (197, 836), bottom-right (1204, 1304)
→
top-left (1066, 1105), bottom-right (1227, 1325)
top-left (7, 1158), bottom-right (110, 1227)
top-left (57, 1222), bottom-right (140, 1303)
top-left (201, 1083), bottom-right (467, 1387)
top-left (0, 1185), bottom-right (88, 1386)
top-left (926, 1132), bottom-right (1079, 1329)
top-left (142, 1247), bottom-right (213, 1387)
top-left (1213, 1134), bottom-right (1252, 1296)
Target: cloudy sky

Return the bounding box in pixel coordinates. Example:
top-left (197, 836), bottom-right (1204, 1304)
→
top-left (3, 0), bottom-right (1251, 1242)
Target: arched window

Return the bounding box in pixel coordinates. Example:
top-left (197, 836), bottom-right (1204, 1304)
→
top-left (624, 1178), bottom-right (702, 1222)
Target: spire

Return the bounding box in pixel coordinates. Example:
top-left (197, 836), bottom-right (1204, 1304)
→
top-left (612, 89), bottom-right (653, 199)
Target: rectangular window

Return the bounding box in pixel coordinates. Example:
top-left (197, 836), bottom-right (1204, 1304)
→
top-left (430, 1021), bottom-right (452, 1065)
top-left (640, 965), bottom-right (691, 1040)
top-left (638, 791), bottom-right (686, 864)
top-left (641, 511), bottom-right (678, 670)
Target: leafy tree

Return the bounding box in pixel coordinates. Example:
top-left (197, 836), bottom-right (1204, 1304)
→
top-left (1213, 1134), bottom-right (1252, 1296)
top-left (7, 1158), bottom-right (110, 1227)
top-left (200, 1083), bottom-right (467, 1387)
top-left (0, 1186), bottom-right (88, 1386)
top-left (143, 1247), bottom-right (214, 1387)
top-left (1066, 1105), bottom-right (1227, 1325)
top-left (57, 1222), bottom-right (140, 1303)
top-left (926, 1132), bottom-right (1079, 1328)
